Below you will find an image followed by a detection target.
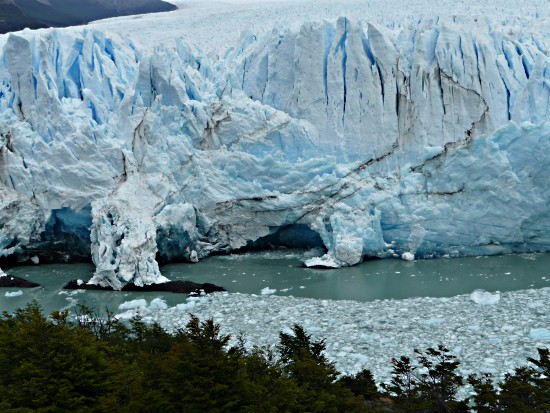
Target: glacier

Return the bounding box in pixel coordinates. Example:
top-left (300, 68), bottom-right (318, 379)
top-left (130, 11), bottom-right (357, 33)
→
top-left (0, 14), bottom-right (549, 288)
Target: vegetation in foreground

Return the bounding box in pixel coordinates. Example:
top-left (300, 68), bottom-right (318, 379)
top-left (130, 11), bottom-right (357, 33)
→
top-left (0, 302), bottom-right (549, 412)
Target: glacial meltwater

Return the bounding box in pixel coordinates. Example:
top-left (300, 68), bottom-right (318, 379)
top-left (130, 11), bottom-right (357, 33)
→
top-left (1, 251), bottom-right (549, 315)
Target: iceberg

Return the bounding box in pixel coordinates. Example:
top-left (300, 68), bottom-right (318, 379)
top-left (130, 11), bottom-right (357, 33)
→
top-left (470, 289), bottom-right (501, 305)
top-left (0, 15), bottom-right (549, 288)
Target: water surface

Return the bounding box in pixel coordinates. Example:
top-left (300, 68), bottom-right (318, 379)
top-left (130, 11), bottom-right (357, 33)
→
top-left (1, 251), bottom-right (549, 314)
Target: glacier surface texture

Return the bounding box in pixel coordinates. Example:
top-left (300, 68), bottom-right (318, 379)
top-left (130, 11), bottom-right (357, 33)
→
top-left (0, 16), bottom-right (550, 288)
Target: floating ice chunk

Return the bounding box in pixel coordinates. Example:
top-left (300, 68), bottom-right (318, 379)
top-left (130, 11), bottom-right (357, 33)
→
top-left (425, 318), bottom-right (446, 325)
top-left (115, 310), bottom-right (139, 320)
top-left (30, 256), bottom-right (39, 265)
top-left (470, 290), bottom-right (500, 305)
top-left (528, 301), bottom-right (545, 309)
top-left (304, 255), bottom-right (339, 268)
top-left (175, 301), bottom-right (196, 311)
top-left (529, 328), bottom-right (550, 341)
top-left (261, 287), bottom-right (277, 295)
top-left (5, 290), bottom-right (23, 297)
top-left (350, 353), bottom-right (369, 363)
top-left (402, 252), bottom-right (415, 261)
top-left (281, 326), bottom-right (294, 336)
top-left (118, 299), bottom-right (148, 310)
top-left (149, 298), bottom-right (168, 310)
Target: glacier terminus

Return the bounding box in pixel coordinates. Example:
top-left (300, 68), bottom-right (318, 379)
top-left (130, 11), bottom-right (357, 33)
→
top-left (0, 5), bottom-right (549, 289)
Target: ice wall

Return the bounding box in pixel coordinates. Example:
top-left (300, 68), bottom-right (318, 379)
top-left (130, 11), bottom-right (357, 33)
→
top-left (0, 17), bottom-right (549, 288)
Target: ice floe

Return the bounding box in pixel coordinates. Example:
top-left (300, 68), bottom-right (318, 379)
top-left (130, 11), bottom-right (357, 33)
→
top-left (115, 287), bottom-right (550, 385)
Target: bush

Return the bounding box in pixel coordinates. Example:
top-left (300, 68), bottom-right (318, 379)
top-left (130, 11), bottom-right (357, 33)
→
top-left (1, 302), bottom-right (550, 413)
top-left (0, 302), bottom-right (114, 412)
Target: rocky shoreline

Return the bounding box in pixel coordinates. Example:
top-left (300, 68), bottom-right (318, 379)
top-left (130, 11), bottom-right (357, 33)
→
top-left (64, 279), bottom-right (225, 295)
top-left (0, 275), bottom-right (40, 288)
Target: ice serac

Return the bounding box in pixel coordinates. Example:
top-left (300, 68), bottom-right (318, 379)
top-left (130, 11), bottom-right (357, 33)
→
top-left (0, 16), bottom-right (549, 287)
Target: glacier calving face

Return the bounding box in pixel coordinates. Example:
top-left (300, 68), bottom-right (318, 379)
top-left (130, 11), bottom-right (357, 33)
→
top-left (0, 16), bottom-right (549, 288)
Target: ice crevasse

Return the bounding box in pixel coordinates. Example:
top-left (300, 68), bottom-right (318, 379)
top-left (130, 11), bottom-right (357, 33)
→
top-left (0, 16), bottom-right (549, 288)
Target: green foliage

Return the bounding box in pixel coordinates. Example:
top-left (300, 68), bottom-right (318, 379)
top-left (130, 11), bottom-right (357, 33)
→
top-left (339, 368), bottom-right (379, 400)
top-left (466, 347), bottom-right (550, 412)
top-left (278, 324), bottom-right (337, 387)
top-left (3, 302), bottom-right (550, 413)
top-left (74, 303), bottom-right (123, 342)
top-left (466, 373), bottom-right (500, 412)
top-left (0, 301), bottom-right (114, 413)
top-left (381, 355), bottom-right (419, 410)
top-left (498, 347), bottom-right (550, 412)
top-left (413, 345), bottom-right (467, 412)
top-left (277, 324), bottom-right (368, 412)
top-left (382, 345), bottom-right (468, 412)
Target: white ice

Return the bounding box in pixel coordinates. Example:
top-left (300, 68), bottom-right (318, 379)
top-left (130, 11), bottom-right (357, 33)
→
top-left (114, 287), bottom-right (550, 385)
top-left (0, 3), bottom-right (549, 285)
top-left (470, 289), bottom-right (501, 305)
top-left (0, 0), bottom-right (545, 389)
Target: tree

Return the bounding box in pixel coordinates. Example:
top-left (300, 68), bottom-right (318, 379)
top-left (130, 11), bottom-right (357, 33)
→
top-left (467, 373), bottom-right (500, 412)
top-left (381, 355), bottom-right (420, 411)
top-left (340, 368), bottom-right (379, 400)
top-left (382, 345), bottom-right (467, 412)
top-left (498, 348), bottom-right (550, 412)
top-left (0, 301), bottom-right (114, 412)
top-left (414, 345), bottom-right (466, 412)
top-left (277, 324), bottom-right (368, 412)
top-left (277, 324), bottom-right (338, 389)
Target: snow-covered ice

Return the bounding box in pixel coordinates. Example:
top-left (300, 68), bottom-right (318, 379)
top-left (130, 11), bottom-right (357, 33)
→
top-left (0, 0), bottom-right (550, 289)
top-left (4, 290), bottom-right (23, 297)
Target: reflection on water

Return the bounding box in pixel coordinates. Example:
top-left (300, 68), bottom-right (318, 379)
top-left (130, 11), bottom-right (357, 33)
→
top-left (1, 251), bottom-right (549, 315)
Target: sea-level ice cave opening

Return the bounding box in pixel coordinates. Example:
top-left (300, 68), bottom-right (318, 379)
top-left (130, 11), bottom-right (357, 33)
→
top-left (0, 207), bottom-right (94, 266)
top-left (237, 224), bottom-right (326, 253)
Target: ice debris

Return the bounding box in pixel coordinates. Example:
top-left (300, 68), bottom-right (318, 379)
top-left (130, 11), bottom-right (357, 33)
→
top-left (260, 287), bottom-right (277, 295)
top-left (129, 287), bottom-right (550, 385)
top-left (470, 289), bottom-right (501, 305)
top-left (529, 328), bottom-right (550, 341)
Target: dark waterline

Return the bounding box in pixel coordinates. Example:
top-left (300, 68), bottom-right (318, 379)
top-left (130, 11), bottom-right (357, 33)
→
top-left (1, 251), bottom-right (549, 315)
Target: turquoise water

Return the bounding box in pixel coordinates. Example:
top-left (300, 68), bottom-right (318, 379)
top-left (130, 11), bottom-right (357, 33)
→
top-left (1, 251), bottom-right (549, 315)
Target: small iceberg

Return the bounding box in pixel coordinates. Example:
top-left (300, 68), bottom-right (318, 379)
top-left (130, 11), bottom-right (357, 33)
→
top-left (470, 289), bottom-right (500, 305)
top-left (261, 287), bottom-right (277, 295)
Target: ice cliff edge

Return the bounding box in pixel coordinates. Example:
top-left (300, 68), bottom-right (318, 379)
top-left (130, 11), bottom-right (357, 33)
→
top-left (0, 16), bottom-right (549, 288)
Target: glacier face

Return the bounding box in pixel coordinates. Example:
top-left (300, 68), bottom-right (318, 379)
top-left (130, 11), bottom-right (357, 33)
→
top-left (0, 16), bottom-right (549, 288)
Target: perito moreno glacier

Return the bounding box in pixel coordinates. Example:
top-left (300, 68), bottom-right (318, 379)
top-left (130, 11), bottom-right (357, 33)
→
top-left (0, 12), bottom-right (549, 289)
